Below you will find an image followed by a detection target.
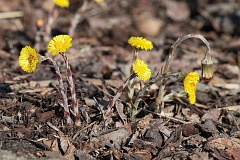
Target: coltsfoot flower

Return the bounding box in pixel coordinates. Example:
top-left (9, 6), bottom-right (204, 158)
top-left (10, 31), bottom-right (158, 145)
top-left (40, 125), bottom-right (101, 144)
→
top-left (133, 59), bottom-right (151, 81)
top-left (128, 37), bottom-right (153, 50)
top-left (19, 46), bottom-right (39, 73)
top-left (54, 0), bottom-right (69, 8)
top-left (48, 35), bottom-right (72, 56)
top-left (183, 72), bottom-right (200, 104)
top-left (95, 0), bottom-right (104, 2)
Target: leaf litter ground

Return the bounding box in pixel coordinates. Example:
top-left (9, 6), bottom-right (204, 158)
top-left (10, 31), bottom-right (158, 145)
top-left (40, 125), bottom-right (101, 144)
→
top-left (0, 0), bottom-right (239, 159)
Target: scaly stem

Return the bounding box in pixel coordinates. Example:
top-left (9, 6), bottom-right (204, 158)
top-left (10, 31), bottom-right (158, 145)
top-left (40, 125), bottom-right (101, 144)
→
top-left (103, 74), bottom-right (135, 119)
top-left (128, 48), bottom-right (139, 100)
top-left (61, 53), bottom-right (81, 127)
top-left (46, 6), bottom-right (58, 38)
top-left (41, 56), bottom-right (72, 124)
top-left (163, 34), bottom-right (210, 74)
top-left (127, 48), bottom-right (139, 117)
top-left (68, 1), bottom-right (88, 37)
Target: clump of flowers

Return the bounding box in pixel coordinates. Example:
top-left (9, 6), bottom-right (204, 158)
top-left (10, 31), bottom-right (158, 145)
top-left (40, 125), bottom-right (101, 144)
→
top-left (183, 72), bottom-right (200, 104)
top-left (22, 0), bottom-right (98, 125)
top-left (103, 34), bottom-right (213, 119)
top-left (19, 35), bottom-right (82, 127)
top-left (19, 32), bottom-right (212, 124)
top-left (103, 36), bottom-right (153, 119)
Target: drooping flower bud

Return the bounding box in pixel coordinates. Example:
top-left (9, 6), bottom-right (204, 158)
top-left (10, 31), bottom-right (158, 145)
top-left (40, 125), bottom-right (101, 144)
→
top-left (201, 56), bottom-right (213, 81)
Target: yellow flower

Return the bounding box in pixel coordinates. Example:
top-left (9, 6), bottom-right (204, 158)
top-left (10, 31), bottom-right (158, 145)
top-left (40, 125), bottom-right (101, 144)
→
top-left (128, 36), bottom-right (153, 50)
top-left (183, 72), bottom-right (200, 104)
top-left (54, 0), bottom-right (69, 8)
top-left (48, 35), bottom-right (72, 56)
top-left (133, 59), bottom-right (151, 81)
top-left (19, 46), bottom-right (39, 73)
top-left (95, 0), bottom-right (104, 2)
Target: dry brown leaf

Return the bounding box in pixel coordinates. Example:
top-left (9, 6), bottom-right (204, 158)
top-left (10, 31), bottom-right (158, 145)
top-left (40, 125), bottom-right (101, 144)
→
top-left (84, 97), bottom-right (96, 106)
top-left (115, 101), bottom-right (127, 124)
top-left (42, 140), bottom-right (52, 149)
top-left (91, 128), bottom-right (130, 149)
top-left (182, 124), bottom-right (199, 137)
top-left (60, 136), bottom-right (70, 154)
top-left (137, 114), bottom-right (153, 130)
top-left (201, 109), bottom-right (221, 121)
top-left (51, 139), bottom-right (60, 153)
top-left (208, 138), bottom-right (240, 150)
top-left (207, 137), bottom-right (240, 160)
top-left (64, 143), bottom-right (76, 160)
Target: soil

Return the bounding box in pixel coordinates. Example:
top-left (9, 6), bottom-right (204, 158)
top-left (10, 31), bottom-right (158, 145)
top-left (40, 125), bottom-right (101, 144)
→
top-left (0, 0), bottom-right (240, 160)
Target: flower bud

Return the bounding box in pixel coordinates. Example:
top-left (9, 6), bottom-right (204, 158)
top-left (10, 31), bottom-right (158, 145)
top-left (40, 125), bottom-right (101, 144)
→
top-left (36, 18), bottom-right (44, 30)
top-left (201, 56), bottom-right (213, 81)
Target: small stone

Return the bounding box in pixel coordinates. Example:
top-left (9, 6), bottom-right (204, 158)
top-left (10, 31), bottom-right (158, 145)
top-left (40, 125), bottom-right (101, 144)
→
top-left (134, 16), bottom-right (164, 37)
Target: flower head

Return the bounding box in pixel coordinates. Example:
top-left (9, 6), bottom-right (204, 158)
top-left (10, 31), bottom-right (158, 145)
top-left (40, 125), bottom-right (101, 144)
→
top-left (19, 46), bottom-right (39, 73)
top-left (183, 72), bottom-right (200, 104)
top-left (54, 0), bottom-right (69, 8)
top-left (48, 35), bottom-right (72, 56)
top-left (36, 18), bottom-right (44, 28)
top-left (128, 37), bottom-right (153, 50)
top-left (133, 59), bottom-right (151, 81)
top-left (95, 0), bottom-right (104, 2)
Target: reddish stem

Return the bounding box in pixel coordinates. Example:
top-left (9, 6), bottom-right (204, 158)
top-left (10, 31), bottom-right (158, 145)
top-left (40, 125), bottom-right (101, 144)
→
top-left (103, 74), bottom-right (135, 119)
top-left (42, 57), bottom-right (72, 124)
top-left (62, 53), bottom-right (81, 127)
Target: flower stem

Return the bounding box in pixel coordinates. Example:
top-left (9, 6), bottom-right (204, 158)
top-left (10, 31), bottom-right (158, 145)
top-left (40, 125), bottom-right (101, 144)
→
top-left (163, 34), bottom-right (210, 74)
top-left (46, 6), bottom-right (58, 38)
top-left (41, 56), bottom-right (72, 124)
top-left (103, 74), bottom-right (135, 119)
top-left (68, 1), bottom-right (88, 37)
top-left (61, 53), bottom-right (81, 127)
top-left (128, 48), bottom-right (139, 100)
top-left (156, 34), bottom-right (211, 111)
